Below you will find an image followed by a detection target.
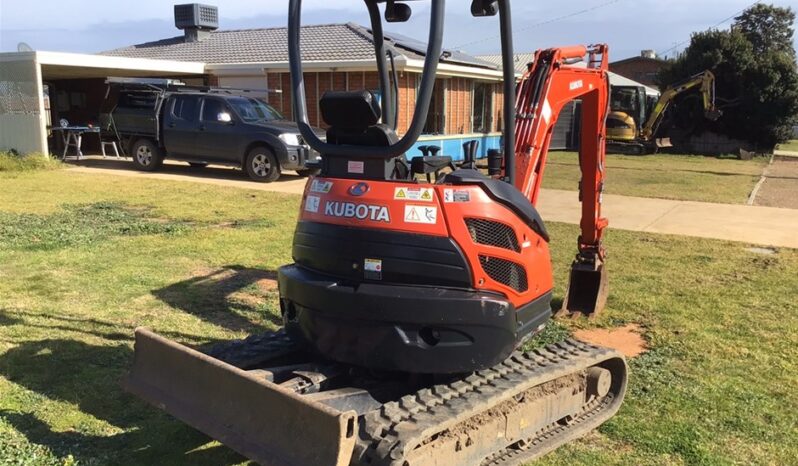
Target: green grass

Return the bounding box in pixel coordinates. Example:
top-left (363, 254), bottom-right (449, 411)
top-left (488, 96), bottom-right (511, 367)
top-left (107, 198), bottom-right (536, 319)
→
top-left (776, 140), bottom-right (798, 152)
top-left (541, 151), bottom-right (767, 204)
top-left (0, 152), bottom-right (63, 173)
top-left (0, 171), bottom-right (796, 465)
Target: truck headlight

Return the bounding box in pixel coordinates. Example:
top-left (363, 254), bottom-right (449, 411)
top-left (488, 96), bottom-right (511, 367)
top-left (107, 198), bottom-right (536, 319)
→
top-left (279, 133), bottom-right (302, 146)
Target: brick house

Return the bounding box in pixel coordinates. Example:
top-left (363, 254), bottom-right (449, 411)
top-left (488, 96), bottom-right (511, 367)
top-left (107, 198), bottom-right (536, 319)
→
top-left (102, 22), bottom-right (507, 160)
top-left (608, 54), bottom-right (667, 88)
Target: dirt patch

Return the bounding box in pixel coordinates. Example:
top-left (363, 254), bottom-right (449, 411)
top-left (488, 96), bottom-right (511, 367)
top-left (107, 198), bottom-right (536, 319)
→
top-left (228, 291), bottom-right (265, 308)
top-left (573, 324), bottom-right (647, 358)
top-left (754, 157), bottom-right (798, 209)
top-left (255, 278), bottom-right (278, 292)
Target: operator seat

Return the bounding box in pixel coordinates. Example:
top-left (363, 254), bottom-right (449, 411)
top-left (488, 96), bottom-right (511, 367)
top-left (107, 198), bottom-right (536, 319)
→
top-left (318, 90), bottom-right (408, 180)
top-left (320, 90), bottom-right (398, 147)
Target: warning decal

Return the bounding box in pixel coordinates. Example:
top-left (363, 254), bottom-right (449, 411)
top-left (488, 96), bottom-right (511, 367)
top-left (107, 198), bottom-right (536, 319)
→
top-left (394, 187), bottom-right (434, 202)
top-left (347, 160), bottom-right (365, 174)
top-left (443, 189), bottom-right (471, 203)
top-left (309, 179), bottom-right (333, 193)
top-left (305, 195), bottom-right (320, 213)
top-left (404, 205), bottom-right (437, 224)
top-left (364, 258), bottom-right (383, 280)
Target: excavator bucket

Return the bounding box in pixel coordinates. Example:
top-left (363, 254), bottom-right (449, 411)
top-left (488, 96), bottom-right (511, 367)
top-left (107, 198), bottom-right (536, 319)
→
top-left (559, 260), bottom-right (608, 318)
top-left (705, 108), bottom-right (723, 121)
top-left (123, 328), bottom-right (357, 466)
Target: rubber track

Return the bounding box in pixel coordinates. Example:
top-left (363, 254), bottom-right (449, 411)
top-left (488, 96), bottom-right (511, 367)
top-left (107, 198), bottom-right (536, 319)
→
top-left (480, 393), bottom-right (613, 465)
top-left (202, 332), bottom-right (623, 466)
top-left (351, 339), bottom-right (621, 466)
top-left (204, 328), bottom-right (301, 368)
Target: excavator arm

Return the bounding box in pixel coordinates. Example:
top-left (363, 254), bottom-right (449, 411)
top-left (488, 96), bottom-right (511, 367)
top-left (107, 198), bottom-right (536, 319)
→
top-left (641, 70), bottom-right (720, 140)
top-left (513, 44), bottom-right (611, 316)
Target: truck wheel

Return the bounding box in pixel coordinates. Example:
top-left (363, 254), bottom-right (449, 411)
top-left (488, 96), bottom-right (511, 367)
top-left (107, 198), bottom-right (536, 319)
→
top-left (132, 139), bottom-right (163, 172)
top-left (245, 147), bottom-right (281, 182)
top-left (296, 168), bottom-right (321, 177)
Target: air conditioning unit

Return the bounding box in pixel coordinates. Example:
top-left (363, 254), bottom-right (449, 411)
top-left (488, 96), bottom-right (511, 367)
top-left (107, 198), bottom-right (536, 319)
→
top-left (174, 3), bottom-right (219, 30)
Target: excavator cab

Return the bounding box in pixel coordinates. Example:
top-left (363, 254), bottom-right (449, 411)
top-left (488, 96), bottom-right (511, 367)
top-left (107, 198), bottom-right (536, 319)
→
top-left (124, 2), bottom-right (626, 465)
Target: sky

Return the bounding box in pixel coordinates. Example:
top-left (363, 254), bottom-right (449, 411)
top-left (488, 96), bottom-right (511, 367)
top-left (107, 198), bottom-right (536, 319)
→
top-left (1, 0), bottom-right (797, 61)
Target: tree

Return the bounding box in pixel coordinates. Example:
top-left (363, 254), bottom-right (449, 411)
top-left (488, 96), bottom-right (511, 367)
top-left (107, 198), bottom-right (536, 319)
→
top-left (657, 4), bottom-right (798, 149)
top-left (735, 3), bottom-right (796, 56)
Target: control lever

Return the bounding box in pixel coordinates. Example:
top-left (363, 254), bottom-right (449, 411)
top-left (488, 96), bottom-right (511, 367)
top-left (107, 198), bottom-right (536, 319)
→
top-left (461, 140), bottom-right (479, 169)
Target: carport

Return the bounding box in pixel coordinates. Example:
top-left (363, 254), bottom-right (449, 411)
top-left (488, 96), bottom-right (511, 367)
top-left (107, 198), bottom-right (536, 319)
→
top-left (0, 51), bottom-right (206, 156)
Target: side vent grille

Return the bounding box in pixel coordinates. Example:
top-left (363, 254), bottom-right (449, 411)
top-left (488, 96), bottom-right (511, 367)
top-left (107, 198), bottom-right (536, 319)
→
top-left (479, 255), bottom-right (528, 292)
top-left (465, 218), bottom-right (520, 252)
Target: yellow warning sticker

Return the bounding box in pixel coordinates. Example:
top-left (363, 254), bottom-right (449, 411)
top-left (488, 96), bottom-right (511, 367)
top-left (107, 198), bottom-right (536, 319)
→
top-left (394, 187), bottom-right (434, 202)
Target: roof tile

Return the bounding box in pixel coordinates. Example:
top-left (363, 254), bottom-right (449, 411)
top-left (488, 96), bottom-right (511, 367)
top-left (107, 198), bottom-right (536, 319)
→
top-left (100, 23), bottom-right (378, 64)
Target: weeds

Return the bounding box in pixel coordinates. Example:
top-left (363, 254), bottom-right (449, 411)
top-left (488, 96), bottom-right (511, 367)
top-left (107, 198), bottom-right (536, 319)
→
top-left (0, 152), bottom-right (63, 173)
top-left (0, 202), bottom-right (190, 250)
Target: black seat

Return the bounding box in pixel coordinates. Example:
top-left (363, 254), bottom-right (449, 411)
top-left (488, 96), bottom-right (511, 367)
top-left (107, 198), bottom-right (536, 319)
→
top-left (317, 90), bottom-right (408, 180)
top-left (412, 145), bottom-right (453, 181)
top-left (320, 90), bottom-right (398, 147)
top-left (411, 155), bottom-right (455, 180)
top-left (443, 169), bottom-right (549, 241)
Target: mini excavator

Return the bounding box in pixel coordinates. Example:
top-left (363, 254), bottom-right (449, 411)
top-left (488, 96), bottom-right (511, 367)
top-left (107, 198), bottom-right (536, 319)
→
top-left (125, 1), bottom-right (628, 465)
top-left (607, 70), bottom-right (722, 154)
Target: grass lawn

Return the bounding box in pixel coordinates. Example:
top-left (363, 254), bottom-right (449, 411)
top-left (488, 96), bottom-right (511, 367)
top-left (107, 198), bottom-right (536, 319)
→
top-left (776, 140), bottom-right (798, 152)
top-left (0, 170), bottom-right (796, 465)
top-left (541, 152), bottom-right (767, 204)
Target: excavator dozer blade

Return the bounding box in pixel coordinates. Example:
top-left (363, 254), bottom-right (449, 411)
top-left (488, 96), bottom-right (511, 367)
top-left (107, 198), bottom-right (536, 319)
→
top-left (559, 260), bottom-right (608, 318)
top-left (123, 328), bottom-right (357, 466)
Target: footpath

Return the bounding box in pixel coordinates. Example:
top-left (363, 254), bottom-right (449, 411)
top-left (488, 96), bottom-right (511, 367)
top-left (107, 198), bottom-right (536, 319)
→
top-left (67, 158), bottom-right (798, 249)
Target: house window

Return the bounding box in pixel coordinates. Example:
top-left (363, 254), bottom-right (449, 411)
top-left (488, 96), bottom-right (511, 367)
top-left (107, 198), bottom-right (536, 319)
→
top-left (472, 82), bottom-right (493, 133)
top-left (418, 77), bottom-right (445, 135)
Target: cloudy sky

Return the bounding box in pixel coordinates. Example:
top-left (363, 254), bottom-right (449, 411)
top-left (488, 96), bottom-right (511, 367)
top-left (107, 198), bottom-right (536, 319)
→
top-left (1, 0), bottom-right (796, 60)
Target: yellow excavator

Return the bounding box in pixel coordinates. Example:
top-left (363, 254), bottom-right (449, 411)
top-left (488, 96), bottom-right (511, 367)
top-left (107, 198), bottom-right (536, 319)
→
top-left (607, 70), bottom-right (722, 154)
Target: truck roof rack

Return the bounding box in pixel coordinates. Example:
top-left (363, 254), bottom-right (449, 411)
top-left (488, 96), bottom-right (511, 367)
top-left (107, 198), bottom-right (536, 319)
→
top-left (105, 77), bottom-right (281, 99)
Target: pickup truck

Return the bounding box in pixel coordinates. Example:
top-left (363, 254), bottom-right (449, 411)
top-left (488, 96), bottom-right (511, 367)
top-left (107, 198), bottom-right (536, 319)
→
top-left (102, 81), bottom-right (322, 182)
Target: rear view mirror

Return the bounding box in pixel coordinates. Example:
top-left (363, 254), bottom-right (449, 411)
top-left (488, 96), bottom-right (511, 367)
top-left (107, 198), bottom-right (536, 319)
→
top-left (385, 1), bottom-right (411, 22)
top-left (217, 112), bottom-right (233, 123)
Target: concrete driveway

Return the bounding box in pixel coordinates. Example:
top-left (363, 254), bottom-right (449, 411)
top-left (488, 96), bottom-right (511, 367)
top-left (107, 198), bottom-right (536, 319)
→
top-left (65, 156), bottom-right (309, 194)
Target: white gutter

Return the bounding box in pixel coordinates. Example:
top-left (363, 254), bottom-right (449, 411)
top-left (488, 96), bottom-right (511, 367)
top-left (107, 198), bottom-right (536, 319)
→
top-left (207, 55), bottom-right (504, 81)
top-left (208, 58), bottom-right (396, 76)
top-left (403, 58), bottom-right (504, 81)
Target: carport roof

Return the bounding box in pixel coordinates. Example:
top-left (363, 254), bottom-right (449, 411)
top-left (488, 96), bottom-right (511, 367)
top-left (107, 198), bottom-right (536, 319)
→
top-left (0, 51), bottom-right (206, 80)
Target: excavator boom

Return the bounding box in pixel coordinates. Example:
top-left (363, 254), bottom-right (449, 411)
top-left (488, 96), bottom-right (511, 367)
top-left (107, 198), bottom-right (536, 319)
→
top-left (641, 70), bottom-right (721, 140)
top-left (514, 44), bottom-right (611, 316)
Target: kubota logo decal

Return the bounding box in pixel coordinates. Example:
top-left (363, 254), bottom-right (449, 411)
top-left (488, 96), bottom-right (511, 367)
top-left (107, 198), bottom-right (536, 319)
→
top-left (348, 182), bottom-right (370, 196)
top-left (324, 201), bottom-right (390, 223)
